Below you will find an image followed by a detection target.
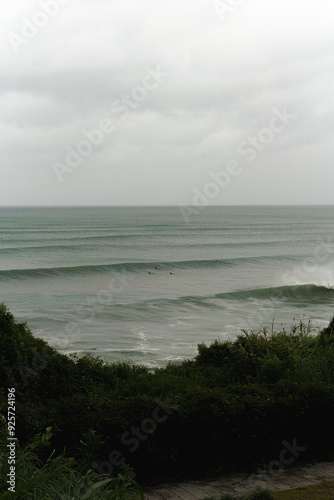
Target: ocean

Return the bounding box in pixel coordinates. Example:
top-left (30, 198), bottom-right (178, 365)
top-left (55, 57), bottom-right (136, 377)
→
top-left (0, 206), bottom-right (333, 367)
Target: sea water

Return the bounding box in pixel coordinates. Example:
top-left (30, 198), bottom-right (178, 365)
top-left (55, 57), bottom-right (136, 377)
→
top-left (0, 206), bottom-right (333, 367)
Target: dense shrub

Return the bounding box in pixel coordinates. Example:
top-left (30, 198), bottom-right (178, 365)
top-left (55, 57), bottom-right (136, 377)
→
top-left (1, 303), bottom-right (334, 485)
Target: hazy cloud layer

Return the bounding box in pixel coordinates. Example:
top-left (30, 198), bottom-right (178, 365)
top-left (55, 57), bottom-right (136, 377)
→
top-left (1, 0), bottom-right (334, 205)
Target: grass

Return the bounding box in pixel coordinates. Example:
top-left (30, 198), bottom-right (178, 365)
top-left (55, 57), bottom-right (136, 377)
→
top-left (0, 428), bottom-right (144, 499)
top-left (272, 480), bottom-right (334, 499)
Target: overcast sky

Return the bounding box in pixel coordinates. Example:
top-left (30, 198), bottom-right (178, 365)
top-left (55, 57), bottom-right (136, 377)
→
top-left (1, 0), bottom-right (334, 206)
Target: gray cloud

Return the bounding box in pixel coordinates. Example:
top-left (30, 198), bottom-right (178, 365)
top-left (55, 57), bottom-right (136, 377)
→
top-left (1, 0), bottom-right (334, 205)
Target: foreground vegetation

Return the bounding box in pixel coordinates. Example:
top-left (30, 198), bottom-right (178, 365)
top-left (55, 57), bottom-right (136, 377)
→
top-left (1, 303), bottom-right (334, 496)
top-left (0, 429), bottom-right (143, 499)
top-left (272, 480), bottom-right (334, 499)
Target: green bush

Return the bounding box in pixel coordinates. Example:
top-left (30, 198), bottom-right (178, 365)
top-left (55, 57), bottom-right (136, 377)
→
top-left (1, 303), bottom-right (334, 485)
top-left (0, 425), bottom-right (143, 499)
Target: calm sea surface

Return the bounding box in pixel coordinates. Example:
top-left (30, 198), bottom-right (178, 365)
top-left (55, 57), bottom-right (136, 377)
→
top-left (0, 206), bottom-right (333, 367)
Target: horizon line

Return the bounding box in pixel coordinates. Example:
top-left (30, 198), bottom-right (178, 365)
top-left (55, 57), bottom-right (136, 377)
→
top-left (0, 204), bottom-right (334, 209)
